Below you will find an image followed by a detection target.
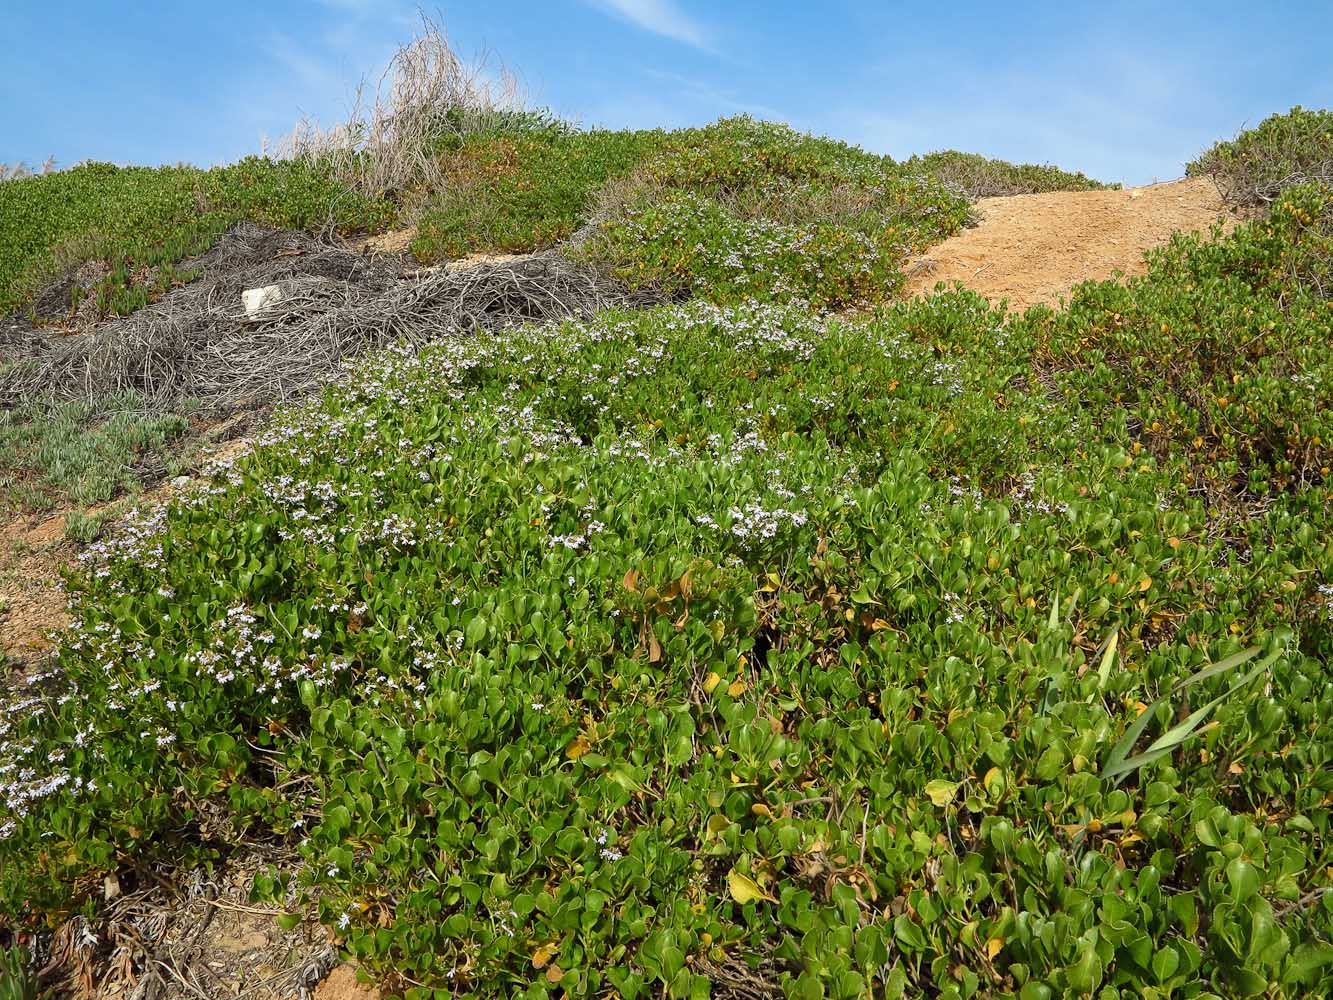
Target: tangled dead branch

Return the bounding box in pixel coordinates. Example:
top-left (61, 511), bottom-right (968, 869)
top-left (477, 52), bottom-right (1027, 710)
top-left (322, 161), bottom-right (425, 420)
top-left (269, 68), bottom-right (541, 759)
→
top-left (1, 222), bottom-right (657, 411)
top-left (28, 848), bottom-right (337, 1000)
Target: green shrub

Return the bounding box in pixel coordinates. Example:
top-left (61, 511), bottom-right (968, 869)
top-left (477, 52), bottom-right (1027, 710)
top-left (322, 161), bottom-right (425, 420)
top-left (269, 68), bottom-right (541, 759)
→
top-left (577, 191), bottom-right (908, 308)
top-left (577, 117), bottom-right (970, 307)
top-left (1188, 106), bottom-right (1333, 209)
top-left (902, 150), bottom-right (1119, 198)
top-left (1029, 182), bottom-right (1333, 495)
top-left (0, 158), bottom-right (392, 317)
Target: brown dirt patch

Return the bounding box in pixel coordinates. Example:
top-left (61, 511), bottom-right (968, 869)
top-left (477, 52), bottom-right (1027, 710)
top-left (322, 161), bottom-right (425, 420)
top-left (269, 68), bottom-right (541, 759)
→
top-left (360, 227), bottom-right (417, 257)
top-left (903, 177), bottom-right (1235, 312)
top-left (0, 510), bottom-right (75, 665)
top-left (315, 965), bottom-right (381, 1000)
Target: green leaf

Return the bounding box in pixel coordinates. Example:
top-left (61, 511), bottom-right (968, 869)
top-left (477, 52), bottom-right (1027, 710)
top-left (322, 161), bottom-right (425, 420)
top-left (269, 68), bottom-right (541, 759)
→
top-left (1289, 941), bottom-right (1333, 984)
top-left (1104, 645), bottom-right (1274, 782)
top-left (1096, 628), bottom-right (1118, 690)
top-left (893, 914), bottom-right (927, 952)
top-left (1226, 859), bottom-right (1261, 903)
top-left (1065, 949), bottom-right (1103, 994)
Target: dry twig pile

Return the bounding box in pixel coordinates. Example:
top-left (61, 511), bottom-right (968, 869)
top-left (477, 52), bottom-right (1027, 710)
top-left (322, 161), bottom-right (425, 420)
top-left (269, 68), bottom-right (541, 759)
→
top-left (2, 222), bottom-right (655, 412)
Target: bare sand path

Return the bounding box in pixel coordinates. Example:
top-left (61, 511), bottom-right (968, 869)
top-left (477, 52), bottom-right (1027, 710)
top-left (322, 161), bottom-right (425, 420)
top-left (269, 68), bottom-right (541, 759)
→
top-left (904, 176), bottom-right (1234, 311)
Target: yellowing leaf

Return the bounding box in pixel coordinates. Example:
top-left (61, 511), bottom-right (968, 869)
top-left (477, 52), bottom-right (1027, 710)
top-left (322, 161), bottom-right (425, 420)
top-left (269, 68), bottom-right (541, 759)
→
top-left (1139, 576), bottom-right (1153, 592)
top-left (545, 964), bottom-right (565, 984)
top-left (727, 868), bottom-right (775, 904)
top-left (924, 779), bottom-right (961, 807)
top-left (986, 937), bottom-right (1005, 960)
top-left (727, 679), bottom-right (747, 697)
top-left (531, 944), bottom-right (557, 970)
top-left (703, 671), bottom-right (721, 694)
top-left (565, 735), bottom-right (591, 761)
top-left (983, 767), bottom-right (1005, 799)
top-left (705, 814), bottom-right (732, 835)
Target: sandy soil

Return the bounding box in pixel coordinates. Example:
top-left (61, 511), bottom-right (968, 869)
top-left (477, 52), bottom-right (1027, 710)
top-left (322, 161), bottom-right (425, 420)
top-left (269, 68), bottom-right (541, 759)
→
top-left (0, 510), bottom-right (75, 663)
top-left (903, 177), bottom-right (1234, 312)
top-left (0, 430), bottom-right (256, 672)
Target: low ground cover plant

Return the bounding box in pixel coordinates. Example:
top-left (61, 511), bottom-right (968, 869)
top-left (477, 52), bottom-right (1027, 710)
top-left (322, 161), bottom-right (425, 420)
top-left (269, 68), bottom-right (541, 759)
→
top-left (0, 109), bottom-right (1112, 514)
top-left (0, 158), bottom-right (391, 319)
top-left (412, 116), bottom-right (1116, 274)
top-left (411, 126), bottom-right (671, 261)
top-left (1189, 107), bottom-right (1333, 210)
top-left (1030, 181), bottom-right (1333, 497)
top-left (0, 391), bottom-right (193, 514)
top-left (2, 173), bottom-right (1331, 997)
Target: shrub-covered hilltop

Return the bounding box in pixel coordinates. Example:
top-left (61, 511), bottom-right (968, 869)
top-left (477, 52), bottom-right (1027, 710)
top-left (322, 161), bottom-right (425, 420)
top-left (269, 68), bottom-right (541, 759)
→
top-left (0, 108), bottom-right (1113, 516)
top-left (2, 82), bottom-right (1333, 1000)
top-left (0, 115), bottom-right (1117, 322)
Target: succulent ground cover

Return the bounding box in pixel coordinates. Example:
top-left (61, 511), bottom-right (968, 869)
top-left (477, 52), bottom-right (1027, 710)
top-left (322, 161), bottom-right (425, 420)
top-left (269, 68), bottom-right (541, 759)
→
top-left (0, 391), bottom-right (193, 513)
top-left (0, 159), bottom-right (392, 320)
top-left (410, 115), bottom-right (1111, 278)
top-left (2, 170), bottom-right (1331, 998)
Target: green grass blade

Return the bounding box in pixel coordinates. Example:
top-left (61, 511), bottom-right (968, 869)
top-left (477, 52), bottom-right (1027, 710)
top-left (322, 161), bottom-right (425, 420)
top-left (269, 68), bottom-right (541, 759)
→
top-left (1104, 645), bottom-right (1275, 781)
top-left (1097, 628), bottom-right (1119, 690)
top-left (1174, 645), bottom-right (1262, 691)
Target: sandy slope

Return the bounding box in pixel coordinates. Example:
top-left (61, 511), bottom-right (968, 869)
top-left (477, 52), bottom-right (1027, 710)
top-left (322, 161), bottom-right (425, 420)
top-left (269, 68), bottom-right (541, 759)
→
top-left (903, 177), bottom-right (1234, 312)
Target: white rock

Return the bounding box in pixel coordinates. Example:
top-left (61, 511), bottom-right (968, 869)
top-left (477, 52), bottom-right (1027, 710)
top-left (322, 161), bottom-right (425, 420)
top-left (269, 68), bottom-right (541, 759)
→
top-left (241, 284), bottom-right (284, 316)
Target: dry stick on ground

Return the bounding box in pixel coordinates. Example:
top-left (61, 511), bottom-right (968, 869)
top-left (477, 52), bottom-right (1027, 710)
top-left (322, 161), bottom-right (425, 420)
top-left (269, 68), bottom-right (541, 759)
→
top-left (1, 222), bottom-right (659, 412)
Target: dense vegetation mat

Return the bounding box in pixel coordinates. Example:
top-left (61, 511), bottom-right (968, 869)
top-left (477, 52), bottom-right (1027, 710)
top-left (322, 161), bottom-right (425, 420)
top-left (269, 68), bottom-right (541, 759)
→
top-left (2, 178), bottom-right (1331, 998)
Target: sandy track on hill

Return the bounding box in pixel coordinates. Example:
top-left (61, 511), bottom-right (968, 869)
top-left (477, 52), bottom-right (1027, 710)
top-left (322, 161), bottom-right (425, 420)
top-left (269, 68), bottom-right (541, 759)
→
top-left (903, 177), bottom-right (1234, 312)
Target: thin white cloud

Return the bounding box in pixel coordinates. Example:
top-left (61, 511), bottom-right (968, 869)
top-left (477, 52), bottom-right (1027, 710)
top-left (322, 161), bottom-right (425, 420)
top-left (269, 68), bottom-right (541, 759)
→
top-left (640, 68), bottom-right (785, 120)
top-left (835, 51), bottom-right (1220, 186)
top-left (587, 0), bottom-right (712, 51)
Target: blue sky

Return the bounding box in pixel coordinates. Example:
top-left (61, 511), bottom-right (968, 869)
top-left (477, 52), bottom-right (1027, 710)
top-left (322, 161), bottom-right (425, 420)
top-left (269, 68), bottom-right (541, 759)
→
top-left (5, 1), bottom-right (1331, 185)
